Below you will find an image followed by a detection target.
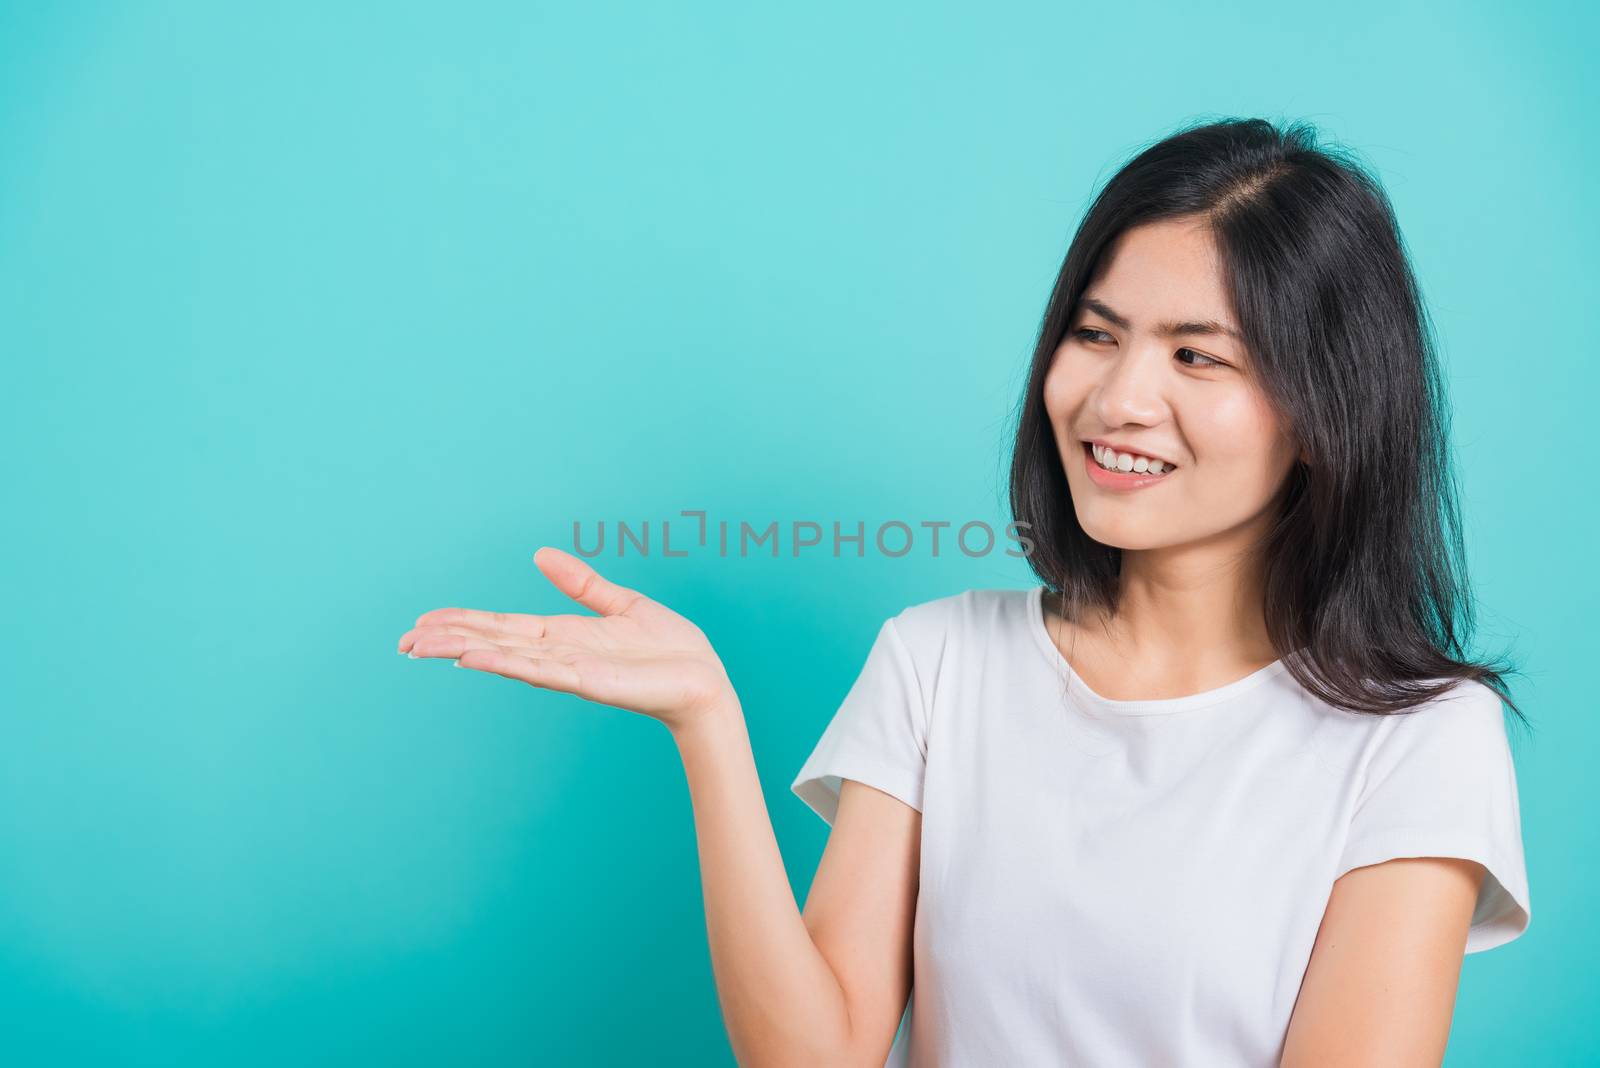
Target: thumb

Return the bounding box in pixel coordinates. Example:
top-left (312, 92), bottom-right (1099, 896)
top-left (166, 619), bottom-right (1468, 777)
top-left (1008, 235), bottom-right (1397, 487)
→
top-left (533, 546), bottom-right (639, 616)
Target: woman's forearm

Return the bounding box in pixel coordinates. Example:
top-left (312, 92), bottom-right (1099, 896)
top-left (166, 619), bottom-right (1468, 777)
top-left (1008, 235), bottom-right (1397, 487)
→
top-left (670, 696), bottom-right (857, 1067)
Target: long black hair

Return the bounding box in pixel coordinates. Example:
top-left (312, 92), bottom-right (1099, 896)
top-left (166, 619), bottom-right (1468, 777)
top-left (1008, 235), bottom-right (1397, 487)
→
top-left (1009, 116), bottom-right (1524, 721)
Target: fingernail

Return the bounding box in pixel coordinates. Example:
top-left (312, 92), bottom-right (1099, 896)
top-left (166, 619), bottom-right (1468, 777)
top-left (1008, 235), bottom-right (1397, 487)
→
top-left (407, 652), bottom-right (418, 659)
top-left (452, 660), bottom-right (462, 668)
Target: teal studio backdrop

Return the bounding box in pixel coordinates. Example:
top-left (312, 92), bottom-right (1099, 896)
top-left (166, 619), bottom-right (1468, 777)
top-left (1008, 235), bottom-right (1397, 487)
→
top-left (0, 2), bottom-right (1593, 1065)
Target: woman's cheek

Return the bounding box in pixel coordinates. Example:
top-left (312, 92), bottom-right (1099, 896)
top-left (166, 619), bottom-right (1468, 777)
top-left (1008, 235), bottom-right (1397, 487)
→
top-left (1193, 393), bottom-right (1292, 497)
top-left (1041, 351), bottom-right (1083, 422)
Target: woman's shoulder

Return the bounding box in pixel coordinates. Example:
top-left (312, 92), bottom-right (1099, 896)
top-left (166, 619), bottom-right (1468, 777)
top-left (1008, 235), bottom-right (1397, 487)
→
top-left (1370, 677), bottom-right (1514, 751)
top-left (1304, 673), bottom-right (1516, 773)
top-left (884, 585), bottom-right (1037, 658)
top-left (890, 584), bottom-right (1032, 628)
top-left (1311, 675), bottom-right (1508, 731)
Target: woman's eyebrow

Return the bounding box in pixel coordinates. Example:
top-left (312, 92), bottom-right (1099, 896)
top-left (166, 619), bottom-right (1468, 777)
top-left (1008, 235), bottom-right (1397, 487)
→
top-left (1080, 294), bottom-right (1242, 341)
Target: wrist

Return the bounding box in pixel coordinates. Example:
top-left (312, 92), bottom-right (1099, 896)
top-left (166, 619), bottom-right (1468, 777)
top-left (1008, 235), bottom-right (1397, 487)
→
top-left (670, 688), bottom-right (744, 746)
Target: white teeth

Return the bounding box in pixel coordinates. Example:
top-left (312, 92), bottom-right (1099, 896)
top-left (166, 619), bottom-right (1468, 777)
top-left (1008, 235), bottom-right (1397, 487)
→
top-left (1092, 444), bottom-right (1172, 475)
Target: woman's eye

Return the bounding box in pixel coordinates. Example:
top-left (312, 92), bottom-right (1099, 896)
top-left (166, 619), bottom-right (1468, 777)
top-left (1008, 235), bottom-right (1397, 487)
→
top-left (1177, 348), bottom-right (1224, 368)
top-left (1072, 329), bottom-right (1227, 369)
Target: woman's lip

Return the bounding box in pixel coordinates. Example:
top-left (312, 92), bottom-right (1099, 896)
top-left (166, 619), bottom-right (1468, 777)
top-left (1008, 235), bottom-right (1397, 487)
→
top-left (1082, 442), bottom-right (1177, 490)
top-left (1084, 439), bottom-right (1179, 468)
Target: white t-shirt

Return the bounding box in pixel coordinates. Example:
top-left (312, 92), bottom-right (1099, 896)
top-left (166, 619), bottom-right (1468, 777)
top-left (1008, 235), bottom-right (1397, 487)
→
top-left (790, 586), bottom-right (1531, 1068)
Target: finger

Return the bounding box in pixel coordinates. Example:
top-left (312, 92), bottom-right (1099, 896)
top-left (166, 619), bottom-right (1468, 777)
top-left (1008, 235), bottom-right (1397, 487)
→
top-left (532, 546), bottom-right (641, 617)
top-left (408, 633), bottom-right (511, 660)
top-left (411, 607), bottom-right (552, 640)
top-left (406, 609), bottom-right (596, 648)
top-left (456, 648), bottom-right (584, 695)
top-left (399, 623), bottom-right (478, 653)
top-left (403, 624), bottom-right (583, 661)
top-left (422, 636), bottom-right (585, 665)
top-left (400, 621), bottom-right (525, 653)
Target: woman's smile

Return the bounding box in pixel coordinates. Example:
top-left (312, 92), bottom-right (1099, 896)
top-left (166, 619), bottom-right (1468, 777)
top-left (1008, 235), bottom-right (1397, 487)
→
top-left (1082, 441), bottom-right (1178, 491)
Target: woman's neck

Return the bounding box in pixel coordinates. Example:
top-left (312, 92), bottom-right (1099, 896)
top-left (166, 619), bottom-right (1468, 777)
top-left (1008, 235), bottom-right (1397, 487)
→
top-left (1046, 545), bottom-right (1280, 699)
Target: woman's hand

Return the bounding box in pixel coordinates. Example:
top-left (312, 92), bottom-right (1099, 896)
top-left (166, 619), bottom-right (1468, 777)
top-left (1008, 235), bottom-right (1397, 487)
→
top-left (396, 546), bottom-right (736, 734)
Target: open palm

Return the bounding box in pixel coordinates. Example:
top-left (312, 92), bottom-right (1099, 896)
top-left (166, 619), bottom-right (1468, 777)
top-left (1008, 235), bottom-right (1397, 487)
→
top-left (397, 546), bottom-right (734, 731)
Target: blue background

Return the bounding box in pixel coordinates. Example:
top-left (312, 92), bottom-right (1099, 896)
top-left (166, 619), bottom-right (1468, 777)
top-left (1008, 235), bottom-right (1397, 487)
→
top-left (0, 2), bottom-right (1592, 1064)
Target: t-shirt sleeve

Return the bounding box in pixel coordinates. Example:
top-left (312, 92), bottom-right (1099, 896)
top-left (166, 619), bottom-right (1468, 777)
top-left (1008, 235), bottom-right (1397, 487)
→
top-left (790, 615), bottom-right (930, 826)
top-left (1333, 681), bottom-right (1531, 953)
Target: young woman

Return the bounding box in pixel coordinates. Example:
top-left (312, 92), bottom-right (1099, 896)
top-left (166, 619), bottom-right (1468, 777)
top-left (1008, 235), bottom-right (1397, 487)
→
top-left (396, 118), bottom-right (1531, 1066)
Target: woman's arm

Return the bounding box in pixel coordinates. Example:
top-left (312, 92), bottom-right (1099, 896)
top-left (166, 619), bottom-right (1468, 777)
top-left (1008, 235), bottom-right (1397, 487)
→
top-left (1279, 857), bottom-right (1486, 1066)
top-left (674, 708), bottom-right (919, 1067)
top-left (398, 547), bottom-right (915, 1067)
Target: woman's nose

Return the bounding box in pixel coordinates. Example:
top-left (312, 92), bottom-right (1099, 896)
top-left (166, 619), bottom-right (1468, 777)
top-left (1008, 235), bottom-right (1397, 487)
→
top-left (1092, 347), bottom-right (1169, 426)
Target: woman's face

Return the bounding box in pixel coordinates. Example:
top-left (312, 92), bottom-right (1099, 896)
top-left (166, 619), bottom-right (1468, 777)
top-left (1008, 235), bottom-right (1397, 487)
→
top-left (1042, 216), bottom-right (1303, 553)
